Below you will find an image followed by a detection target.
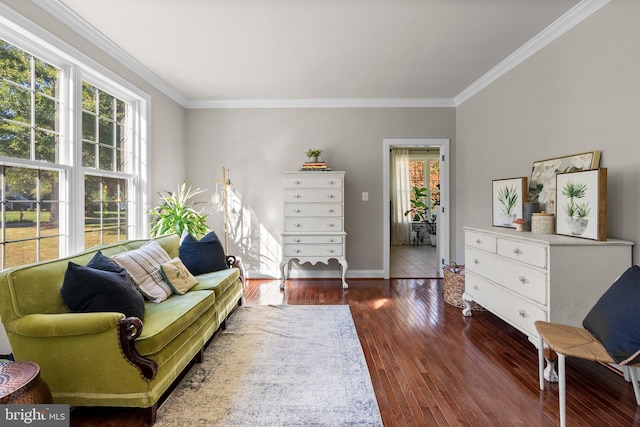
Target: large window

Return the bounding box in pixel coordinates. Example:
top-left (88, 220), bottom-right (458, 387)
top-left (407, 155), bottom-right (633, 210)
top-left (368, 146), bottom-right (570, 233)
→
top-left (409, 156), bottom-right (440, 215)
top-left (0, 24), bottom-right (147, 270)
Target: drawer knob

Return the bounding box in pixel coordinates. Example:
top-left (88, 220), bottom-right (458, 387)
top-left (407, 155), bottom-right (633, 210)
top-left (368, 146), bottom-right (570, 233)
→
top-left (518, 309), bottom-right (529, 319)
top-left (294, 223), bottom-right (301, 227)
top-left (327, 249), bottom-right (334, 253)
top-left (518, 276), bottom-right (529, 284)
top-left (476, 239), bottom-right (482, 245)
top-left (326, 194), bottom-right (334, 199)
top-left (295, 249), bottom-right (301, 253)
top-left (473, 285), bottom-right (479, 291)
top-left (328, 223), bottom-right (335, 227)
top-left (327, 180), bottom-right (334, 185)
top-left (327, 238), bottom-right (334, 242)
top-left (513, 247), bottom-right (524, 256)
top-left (327, 209), bottom-right (334, 213)
top-left (473, 258), bottom-right (480, 265)
top-left (294, 194), bottom-right (301, 199)
top-left (294, 180), bottom-right (301, 185)
top-left (293, 238), bottom-right (301, 243)
top-left (295, 209), bottom-right (301, 213)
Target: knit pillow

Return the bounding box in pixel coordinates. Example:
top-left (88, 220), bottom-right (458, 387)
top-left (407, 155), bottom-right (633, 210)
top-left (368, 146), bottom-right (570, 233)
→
top-left (112, 241), bottom-right (174, 303)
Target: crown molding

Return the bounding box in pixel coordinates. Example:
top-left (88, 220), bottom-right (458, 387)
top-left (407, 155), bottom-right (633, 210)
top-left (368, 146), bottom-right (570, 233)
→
top-left (32, 0), bottom-right (187, 106)
top-left (185, 98), bottom-right (455, 109)
top-left (454, 0), bottom-right (610, 106)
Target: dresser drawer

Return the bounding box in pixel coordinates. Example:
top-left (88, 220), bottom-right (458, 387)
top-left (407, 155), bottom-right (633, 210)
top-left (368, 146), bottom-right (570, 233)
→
top-left (284, 218), bottom-right (343, 232)
top-left (497, 238), bottom-right (547, 269)
top-left (466, 230), bottom-right (497, 253)
top-left (466, 272), bottom-right (547, 338)
top-left (284, 176), bottom-right (343, 189)
top-left (284, 204), bottom-right (342, 217)
top-left (466, 247), bottom-right (547, 305)
top-left (284, 235), bottom-right (343, 244)
top-left (284, 190), bottom-right (343, 203)
top-left (284, 244), bottom-right (343, 257)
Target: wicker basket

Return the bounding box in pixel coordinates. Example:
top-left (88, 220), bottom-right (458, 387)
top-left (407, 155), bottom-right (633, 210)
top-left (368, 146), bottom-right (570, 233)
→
top-left (443, 265), bottom-right (485, 311)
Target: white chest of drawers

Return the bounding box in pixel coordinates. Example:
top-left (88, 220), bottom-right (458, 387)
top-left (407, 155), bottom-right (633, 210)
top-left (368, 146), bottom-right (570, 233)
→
top-left (462, 226), bottom-right (633, 343)
top-left (280, 171), bottom-right (348, 289)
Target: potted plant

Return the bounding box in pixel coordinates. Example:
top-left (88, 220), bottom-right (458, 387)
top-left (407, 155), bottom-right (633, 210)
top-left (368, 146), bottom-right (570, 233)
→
top-left (404, 186), bottom-right (436, 245)
top-left (562, 179), bottom-right (590, 235)
top-left (305, 148), bottom-right (323, 162)
top-left (149, 182), bottom-right (209, 239)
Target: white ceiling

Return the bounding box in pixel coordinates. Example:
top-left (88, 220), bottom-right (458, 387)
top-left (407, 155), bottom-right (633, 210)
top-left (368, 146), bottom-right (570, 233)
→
top-left (44, 0), bottom-right (585, 105)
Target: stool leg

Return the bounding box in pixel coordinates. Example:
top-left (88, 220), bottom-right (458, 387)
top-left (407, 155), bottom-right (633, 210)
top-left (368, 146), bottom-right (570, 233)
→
top-left (538, 336), bottom-right (545, 390)
top-left (558, 354), bottom-right (566, 427)
top-left (629, 366), bottom-right (640, 406)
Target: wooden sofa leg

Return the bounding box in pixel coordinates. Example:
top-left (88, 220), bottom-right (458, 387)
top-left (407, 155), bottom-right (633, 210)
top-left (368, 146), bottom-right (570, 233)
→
top-left (221, 319), bottom-right (227, 330)
top-left (195, 347), bottom-right (204, 363)
top-left (143, 403), bottom-right (157, 426)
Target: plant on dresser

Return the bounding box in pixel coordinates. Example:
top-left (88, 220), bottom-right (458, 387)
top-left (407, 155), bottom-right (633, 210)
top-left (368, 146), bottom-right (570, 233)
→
top-left (280, 171), bottom-right (348, 289)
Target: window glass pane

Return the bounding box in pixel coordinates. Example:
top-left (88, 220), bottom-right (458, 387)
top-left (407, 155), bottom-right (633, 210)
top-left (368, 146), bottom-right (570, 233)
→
top-left (35, 129), bottom-right (58, 162)
top-left (40, 170), bottom-right (60, 201)
top-left (99, 146), bottom-right (114, 171)
top-left (116, 100), bottom-right (126, 122)
top-left (98, 89), bottom-right (114, 118)
top-left (6, 166), bottom-right (36, 200)
top-left (35, 93), bottom-right (57, 130)
top-left (82, 111), bottom-right (96, 141)
top-left (39, 236), bottom-right (59, 261)
top-left (5, 206), bottom-right (36, 241)
top-left (84, 230), bottom-right (101, 249)
top-left (5, 241), bottom-right (36, 268)
top-left (116, 148), bottom-right (127, 172)
top-left (0, 41), bottom-right (31, 87)
top-left (3, 84), bottom-right (31, 122)
top-left (82, 82), bottom-right (96, 112)
top-left (82, 141), bottom-right (96, 167)
top-left (99, 118), bottom-right (114, 146)
top-left (102, 226), bottom-right (119, 245)
top-left (40, 202), bottom-right (59, 237)
top-left (0, 121), bottom-right (30, 159)
top-left (116, 124), bottom-right (125, 149)
top-left (34, 57), bottom-right (59, 97)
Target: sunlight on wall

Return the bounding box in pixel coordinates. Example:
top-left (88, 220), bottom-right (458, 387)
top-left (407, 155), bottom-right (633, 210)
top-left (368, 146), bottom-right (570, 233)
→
top-left (223, 191), bottom-right (281, 278)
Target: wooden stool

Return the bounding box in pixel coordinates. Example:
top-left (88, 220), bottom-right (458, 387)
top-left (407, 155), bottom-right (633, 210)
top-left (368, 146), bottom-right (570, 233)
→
top-left (0, 361), bottom-right (52, 404)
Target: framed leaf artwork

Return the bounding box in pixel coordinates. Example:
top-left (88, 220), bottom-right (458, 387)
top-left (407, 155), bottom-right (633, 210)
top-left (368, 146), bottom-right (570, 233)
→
top-left (492, 177), bottom-right (528, 228)
top-left (555, 168), bottom-right (607, 241)
top-left (529, 151), bottom-right (601, 214)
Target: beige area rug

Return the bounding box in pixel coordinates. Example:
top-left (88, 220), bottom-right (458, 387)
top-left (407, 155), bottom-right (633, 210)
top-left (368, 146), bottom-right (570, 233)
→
top-left (156, 305), bottom-right (383, 426)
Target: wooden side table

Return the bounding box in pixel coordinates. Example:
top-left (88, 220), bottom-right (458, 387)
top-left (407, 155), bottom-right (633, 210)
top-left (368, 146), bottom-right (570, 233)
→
top-left (0, 361), bottom-right (52, 404)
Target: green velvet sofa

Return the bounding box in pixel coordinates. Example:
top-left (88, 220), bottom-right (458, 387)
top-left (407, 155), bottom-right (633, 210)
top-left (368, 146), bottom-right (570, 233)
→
top-left (0, 234), bottom-right (243, 424)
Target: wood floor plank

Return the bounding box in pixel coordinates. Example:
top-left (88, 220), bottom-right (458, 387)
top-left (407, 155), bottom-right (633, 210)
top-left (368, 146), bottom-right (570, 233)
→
top-left (69, 278), bottom-right (640, 426)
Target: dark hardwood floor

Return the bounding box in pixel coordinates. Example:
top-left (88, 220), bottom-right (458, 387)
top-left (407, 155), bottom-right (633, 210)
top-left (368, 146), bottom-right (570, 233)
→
top-left (71, 278), bottom-right (640, 426)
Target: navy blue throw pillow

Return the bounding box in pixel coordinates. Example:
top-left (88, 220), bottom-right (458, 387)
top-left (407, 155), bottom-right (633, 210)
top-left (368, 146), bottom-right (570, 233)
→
top-left (583, 265), bottom-right (640, 365)
top-left (179, 231), bottom-right (227, 276)
top-left (60, 254), bottom-right (145, 319)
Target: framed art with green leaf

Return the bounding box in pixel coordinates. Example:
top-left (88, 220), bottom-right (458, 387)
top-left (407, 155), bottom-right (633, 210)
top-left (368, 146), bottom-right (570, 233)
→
top-left (492, 177), bottom-right (528, 228)
top-left (555, 168), bottom-right (607, 241)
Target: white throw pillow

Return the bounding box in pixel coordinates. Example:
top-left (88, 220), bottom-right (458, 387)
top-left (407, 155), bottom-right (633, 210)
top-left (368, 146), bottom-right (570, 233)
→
top-left (112, 240), bottom-right (174, 303)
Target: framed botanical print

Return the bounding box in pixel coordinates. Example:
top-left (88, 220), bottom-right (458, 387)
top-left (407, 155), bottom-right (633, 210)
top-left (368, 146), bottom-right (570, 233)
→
top-left (555, 168), bottom-right (607, 241)
top-left (492, 177), bottom-right (528, 228)
top-left (529, 151), bottom-right (601, 214)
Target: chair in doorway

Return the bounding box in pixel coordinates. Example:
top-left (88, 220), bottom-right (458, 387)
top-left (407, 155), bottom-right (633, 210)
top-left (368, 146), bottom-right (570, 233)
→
top-left (534, 265), bottom-right (640, 427)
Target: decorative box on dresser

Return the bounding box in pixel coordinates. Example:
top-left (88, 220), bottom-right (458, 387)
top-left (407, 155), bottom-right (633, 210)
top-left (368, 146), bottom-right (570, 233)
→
top-left (462, 226), bottom-right (633, 345)
top-left (280, 171), bottom-right (348, 289)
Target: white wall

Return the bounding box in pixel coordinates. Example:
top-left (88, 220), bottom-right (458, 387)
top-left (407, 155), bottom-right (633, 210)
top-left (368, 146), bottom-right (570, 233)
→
top-left (186, 108), bottom-right (455, 277)
top-left (456, 0), bottom-right (640, 264)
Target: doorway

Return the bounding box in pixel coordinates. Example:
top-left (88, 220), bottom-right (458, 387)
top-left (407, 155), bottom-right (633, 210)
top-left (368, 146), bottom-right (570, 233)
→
top-left (382, 139), bottom-right (450, 279)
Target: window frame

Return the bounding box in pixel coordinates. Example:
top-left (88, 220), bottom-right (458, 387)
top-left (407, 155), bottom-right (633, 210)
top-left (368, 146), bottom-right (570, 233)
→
top-left (0, 6), bottom-right (149, 263)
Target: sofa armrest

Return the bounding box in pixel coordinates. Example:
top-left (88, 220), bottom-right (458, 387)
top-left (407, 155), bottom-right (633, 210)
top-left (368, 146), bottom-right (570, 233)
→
top-left (7, 313), bottom-right (124, 337)
top-left (6, 313), bottom-right (158, 380)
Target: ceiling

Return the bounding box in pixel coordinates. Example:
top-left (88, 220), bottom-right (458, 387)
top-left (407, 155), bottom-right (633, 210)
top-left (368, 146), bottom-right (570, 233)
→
top-left (42, 0), bottom-right (583, 105)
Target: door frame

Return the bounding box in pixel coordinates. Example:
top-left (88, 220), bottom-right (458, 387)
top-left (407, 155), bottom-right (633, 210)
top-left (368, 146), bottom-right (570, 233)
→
top-left (382, 138), bottom-right (450, 279)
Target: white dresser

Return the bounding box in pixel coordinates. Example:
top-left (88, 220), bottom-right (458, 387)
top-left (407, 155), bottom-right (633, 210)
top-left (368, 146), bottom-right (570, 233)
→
top-left (280, 171), bottom-right (348, 289)
top-left (462, 226), bottom-right (633, 343)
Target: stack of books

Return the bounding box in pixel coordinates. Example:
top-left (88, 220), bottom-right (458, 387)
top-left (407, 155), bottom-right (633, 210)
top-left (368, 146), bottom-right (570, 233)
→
top-left (300, 162), bottom-right (331, 171)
